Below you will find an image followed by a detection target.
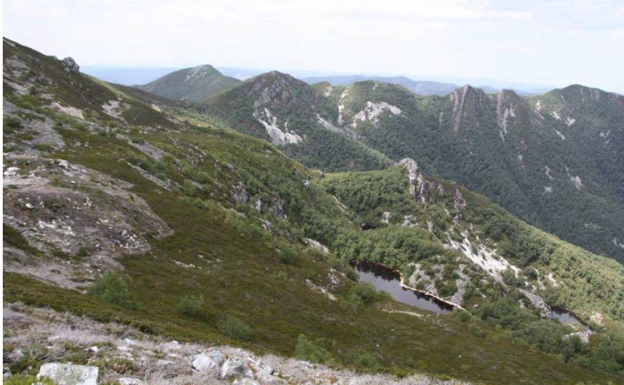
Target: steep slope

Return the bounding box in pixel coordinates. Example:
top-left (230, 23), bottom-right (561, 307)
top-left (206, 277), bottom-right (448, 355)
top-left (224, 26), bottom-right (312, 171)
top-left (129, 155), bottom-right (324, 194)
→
top-left (139, 64), bottom-right (240, 102)
top-left (203, 71), bottom-right (392, 171)
top-left (4, 38), bottom-right (623, 384)
top-left (529, 85), bottom-right (624, 204)
top-left (318, 81), bottom-right (624, 263)
top-left (199, 71), bottom-right (624, 262)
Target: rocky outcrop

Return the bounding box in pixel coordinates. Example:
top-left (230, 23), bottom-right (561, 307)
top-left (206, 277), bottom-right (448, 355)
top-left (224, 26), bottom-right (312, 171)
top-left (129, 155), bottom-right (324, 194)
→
top-left (449, 85), bottom-right (470, 132)
top-left (37, 363), bottom-right (98, 385)
top-left (62, 57), bottom-right (80, 73)
top-left (253, 108), bottom-right (303, 145)
top-left (452, 184), bottom-right (467, 224)
top-left (350, 101), bottom-right (402, 128)
top-left (398, 158), bottom-right (420, 198)
top-left (3, 158), bottom-right (172, 289)
top-left (398, 158), bottom-right (448, 207)
top-left (231, 183), bottom-right (249, 205)
top-left (496, 90), bottom-right (516, 141)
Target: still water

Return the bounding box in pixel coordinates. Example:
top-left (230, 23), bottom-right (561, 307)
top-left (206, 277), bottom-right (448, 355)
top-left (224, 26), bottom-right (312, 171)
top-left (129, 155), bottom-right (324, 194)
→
top-left (353, 261), bottom-right (454, 314)
top-left (549, 308), bottom-right (584, 326)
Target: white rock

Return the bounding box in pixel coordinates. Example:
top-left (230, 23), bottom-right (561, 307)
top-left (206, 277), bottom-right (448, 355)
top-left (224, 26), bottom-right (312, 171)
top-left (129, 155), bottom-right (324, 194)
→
top-left (303, 238), bottom-right (329, 254)
top-left (350, 101), bottom-right (401, 128)
top-left (3, 167), bottom-right (20, 178)
top-left (220, 357), bottom-right (253, 379)
top-left (119, 378), bottom-right (144, 385)
top-left (234, 379), bottom-right (260, 385)
top-left (249, 358), bottom-right (273, 377)
top-left (37, 363), bottom-right (98, 385)
top-left (192, 349), bottom-right (224, 371)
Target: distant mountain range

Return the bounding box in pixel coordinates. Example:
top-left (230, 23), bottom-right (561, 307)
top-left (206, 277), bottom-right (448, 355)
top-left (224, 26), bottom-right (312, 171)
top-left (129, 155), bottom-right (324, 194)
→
top-left (302, 75), bottom-right (499, 96)
top-left (82, 65), bottom-right (553, 96)
top-left (82, 66), bottom-right (179, 86)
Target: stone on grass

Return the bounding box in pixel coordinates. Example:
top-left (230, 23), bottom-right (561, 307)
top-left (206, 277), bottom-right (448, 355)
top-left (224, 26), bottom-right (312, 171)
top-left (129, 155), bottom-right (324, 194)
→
top-left (37, 363), bottom-right (98, 385)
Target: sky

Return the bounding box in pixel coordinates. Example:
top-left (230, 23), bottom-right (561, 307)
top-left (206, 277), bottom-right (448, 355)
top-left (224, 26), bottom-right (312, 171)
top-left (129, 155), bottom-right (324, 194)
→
top-left (4, 0), bottom-right (624, 93)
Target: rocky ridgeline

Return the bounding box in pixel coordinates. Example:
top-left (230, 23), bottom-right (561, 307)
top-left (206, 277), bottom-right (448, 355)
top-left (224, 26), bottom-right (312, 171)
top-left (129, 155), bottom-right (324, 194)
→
top-left (3, 303), bottom-right (471, 385)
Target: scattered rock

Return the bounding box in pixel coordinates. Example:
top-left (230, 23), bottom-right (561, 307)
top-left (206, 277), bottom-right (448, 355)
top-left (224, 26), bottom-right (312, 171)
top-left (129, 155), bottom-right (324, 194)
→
top-left (37, 363), bottom-right (98, 385)
top-left (4, 167), bottom-right (20, 178)
top-left (220, 357), bottom-right (253, 379)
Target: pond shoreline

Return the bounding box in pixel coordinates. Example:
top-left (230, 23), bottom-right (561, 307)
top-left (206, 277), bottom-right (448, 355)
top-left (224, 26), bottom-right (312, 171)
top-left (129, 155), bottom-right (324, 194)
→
top-left (352, 260), bottom-right (465, 312)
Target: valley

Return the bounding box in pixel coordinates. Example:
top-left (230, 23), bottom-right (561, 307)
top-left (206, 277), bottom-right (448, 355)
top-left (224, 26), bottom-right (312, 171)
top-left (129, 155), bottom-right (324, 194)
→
top-left (3, 37), bottom-right (624, 385)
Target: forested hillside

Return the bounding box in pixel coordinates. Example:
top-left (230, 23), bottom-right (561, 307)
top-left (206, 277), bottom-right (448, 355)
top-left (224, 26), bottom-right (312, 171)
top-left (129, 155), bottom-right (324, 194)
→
top-left (196, 74), bottom-right (624, 264)
top-left (4, 37), bottom-right (623, 384)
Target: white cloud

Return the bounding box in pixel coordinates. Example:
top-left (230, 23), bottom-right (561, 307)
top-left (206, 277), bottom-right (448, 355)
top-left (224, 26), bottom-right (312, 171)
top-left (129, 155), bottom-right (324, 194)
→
top-left (4, 0), bottom-right (624, 93)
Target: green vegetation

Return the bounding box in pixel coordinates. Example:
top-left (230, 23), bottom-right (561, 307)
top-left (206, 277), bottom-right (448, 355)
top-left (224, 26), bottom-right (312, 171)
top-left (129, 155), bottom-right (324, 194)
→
top-left (140, 64), bottom-right (240, 102)
top-left (203, 71), bottom-right (392, 172)
top-left (89, 271), bottom-right (137, 309)
top-left (3, 38), bottom-right (623, 384)
top-left (4, 376), bottom-right (54, 385)
top-left (202, 70), bottom-right (624, 263)
top-left (4, 224), bottom-right (41, 256)
top-left (177, 295), bottom-right (205, 318)
top-left (295, 334), bottom-right (336, 364)
top-left (217, 315), bottom-right (252, 341)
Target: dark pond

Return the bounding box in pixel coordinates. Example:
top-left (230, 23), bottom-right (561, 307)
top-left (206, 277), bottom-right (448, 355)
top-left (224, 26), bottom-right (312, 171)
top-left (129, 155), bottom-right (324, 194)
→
top-left (353, 261), bottom-right (454, 314)
top-left (549, 308), bottom-right (584, 326)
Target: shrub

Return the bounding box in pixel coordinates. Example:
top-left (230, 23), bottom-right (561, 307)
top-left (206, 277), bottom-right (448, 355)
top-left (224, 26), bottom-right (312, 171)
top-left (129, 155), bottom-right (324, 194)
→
top-left (295, 334), bottom-right (335, 364)
top-left (89, 271), bottom-right (137, 309)
top-left (177, 295), bottom-right (205, 317)
top-left (4, 116), bottom-right (22, 134)
top-left (346, 350), bottom-right (380, 369)
top-left (277, 246), bottom-right (297, 265)
top-left (349, 283), bottom-right (378, 304)
top-left (217, 315), bottom-right (252, 341)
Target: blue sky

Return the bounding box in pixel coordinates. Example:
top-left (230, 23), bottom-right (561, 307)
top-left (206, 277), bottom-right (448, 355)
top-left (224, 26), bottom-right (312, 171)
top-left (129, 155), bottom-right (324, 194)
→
top-left (4, 0), bottom-right (624, 93)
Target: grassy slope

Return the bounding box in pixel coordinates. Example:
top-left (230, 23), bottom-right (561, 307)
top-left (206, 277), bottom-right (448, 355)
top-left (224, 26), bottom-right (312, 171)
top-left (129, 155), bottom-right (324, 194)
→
top-left (2, 38), bottom-right (621, 384)
top-left (4, 127), bottom-right (617, 384)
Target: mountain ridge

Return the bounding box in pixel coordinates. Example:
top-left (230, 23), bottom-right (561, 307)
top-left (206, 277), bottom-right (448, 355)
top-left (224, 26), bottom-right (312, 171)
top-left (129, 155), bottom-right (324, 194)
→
top-left (139, 64), bottom-right (240, 102)
top-left (3, 37), bottom-right (624, 384)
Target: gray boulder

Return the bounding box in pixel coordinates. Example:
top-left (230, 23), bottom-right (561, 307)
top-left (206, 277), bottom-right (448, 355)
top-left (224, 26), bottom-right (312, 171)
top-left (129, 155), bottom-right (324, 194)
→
top-left (192, 349), bottom-right (225, 371)
top-left (62, 57), bottom-right (80, 73)
top-left (220, 357), bottom-right (253, 379)
top-left (37, 363), bottom-right (98, 385)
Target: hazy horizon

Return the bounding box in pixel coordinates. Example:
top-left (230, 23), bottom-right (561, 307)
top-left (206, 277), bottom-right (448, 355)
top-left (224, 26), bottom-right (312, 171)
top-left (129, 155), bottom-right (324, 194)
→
top-left (4, 0), bottom-right (624, 93)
